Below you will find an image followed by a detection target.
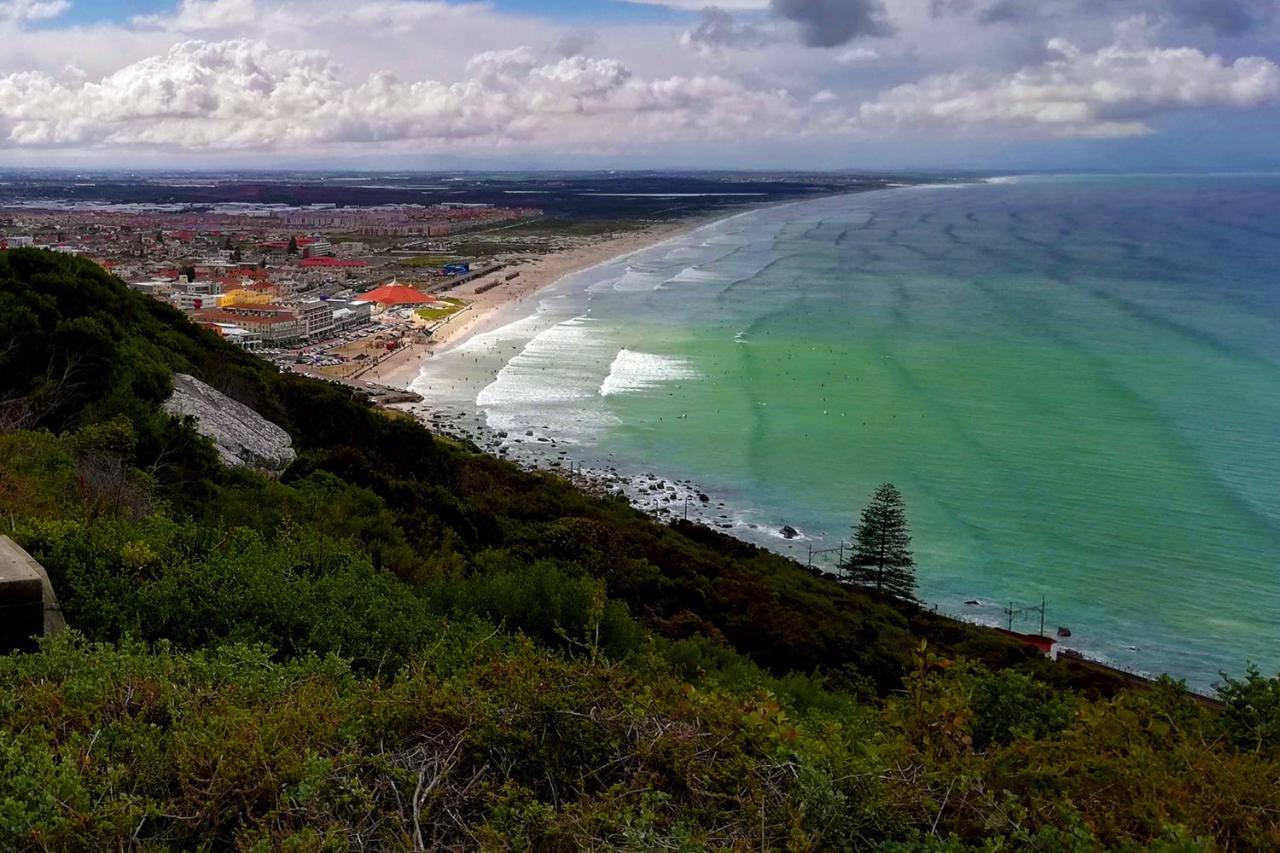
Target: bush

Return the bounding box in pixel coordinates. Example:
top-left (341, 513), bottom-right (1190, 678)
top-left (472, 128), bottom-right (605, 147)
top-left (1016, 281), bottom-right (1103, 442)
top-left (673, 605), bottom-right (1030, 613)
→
top-left (1217, 665), bottom-right (1280, 753)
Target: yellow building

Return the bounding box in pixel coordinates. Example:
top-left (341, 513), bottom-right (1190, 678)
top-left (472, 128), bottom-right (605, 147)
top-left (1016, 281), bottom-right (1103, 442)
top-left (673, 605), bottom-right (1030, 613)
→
top-left (219, 288), bottom-right (274, 308)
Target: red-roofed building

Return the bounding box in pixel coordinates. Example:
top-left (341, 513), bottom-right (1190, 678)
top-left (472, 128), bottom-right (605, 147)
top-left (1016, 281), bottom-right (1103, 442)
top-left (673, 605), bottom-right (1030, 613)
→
top-left (995, 629), bottom-right (1058, 659)
top-left (192, 305), bottom-right (303, 343)
top-left (301, 257), bottom-right (367, 269)
top-left (354, 283), bottom-right (434, 308)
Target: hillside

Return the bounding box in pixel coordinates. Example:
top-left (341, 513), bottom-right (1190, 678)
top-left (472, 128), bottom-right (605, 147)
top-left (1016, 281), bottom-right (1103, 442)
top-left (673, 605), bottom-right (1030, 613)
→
top-left (1, 248), bottom-right (1279, 850)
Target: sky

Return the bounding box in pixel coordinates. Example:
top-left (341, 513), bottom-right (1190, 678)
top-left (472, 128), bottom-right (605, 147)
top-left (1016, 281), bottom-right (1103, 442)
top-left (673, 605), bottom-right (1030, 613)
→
top-left (0, 0), bottom-right (1277, 170)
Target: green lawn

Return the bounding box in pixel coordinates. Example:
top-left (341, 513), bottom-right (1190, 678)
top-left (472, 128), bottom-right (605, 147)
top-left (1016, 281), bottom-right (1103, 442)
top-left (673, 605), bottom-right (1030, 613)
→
top-left (401, 254), bottom-right (459, 268)
top-left (416, 297), bottom-right (468, 321)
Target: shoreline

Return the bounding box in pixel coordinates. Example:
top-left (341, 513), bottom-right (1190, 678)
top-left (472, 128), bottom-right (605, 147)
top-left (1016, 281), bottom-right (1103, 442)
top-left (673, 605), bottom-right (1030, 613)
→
top-left (360, 211), bottom-right (741, 389)
top-left (369, 179), bottom-right (1242, 692)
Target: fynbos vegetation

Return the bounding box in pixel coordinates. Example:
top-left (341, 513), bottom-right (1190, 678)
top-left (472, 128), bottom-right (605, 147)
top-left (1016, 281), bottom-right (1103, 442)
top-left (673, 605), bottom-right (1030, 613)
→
top-left (2, 249), bottom-right (1279, 849)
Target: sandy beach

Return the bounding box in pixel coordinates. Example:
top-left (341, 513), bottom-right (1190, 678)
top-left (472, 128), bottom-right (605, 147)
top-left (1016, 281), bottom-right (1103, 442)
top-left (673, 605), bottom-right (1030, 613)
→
top-left (360, 218), bottom-right (715, 390)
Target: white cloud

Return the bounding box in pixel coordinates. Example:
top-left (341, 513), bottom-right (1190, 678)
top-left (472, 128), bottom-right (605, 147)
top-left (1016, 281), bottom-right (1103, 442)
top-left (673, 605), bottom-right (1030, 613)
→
top-left (681, 7), bottom-right (777, 52)
top-left (836, 46), bottom-right (880, 63)
top-left (0, 39), bottom-right (813, 151)
top-left (0, 0), bottom-right (69, 21)
top-left (0, 0), bottom-right (1276, 160)
top-left (135, 0), bottom-right (487, 33)
top-left (855, 38), bottom-right (1280, 137)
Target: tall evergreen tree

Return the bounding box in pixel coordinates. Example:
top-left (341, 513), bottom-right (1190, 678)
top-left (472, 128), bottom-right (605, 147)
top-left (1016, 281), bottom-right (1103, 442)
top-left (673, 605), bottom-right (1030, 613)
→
top-left (287, 236), bottom-right (299, 255)
top-left (840, 483), bottom-right (916, 601)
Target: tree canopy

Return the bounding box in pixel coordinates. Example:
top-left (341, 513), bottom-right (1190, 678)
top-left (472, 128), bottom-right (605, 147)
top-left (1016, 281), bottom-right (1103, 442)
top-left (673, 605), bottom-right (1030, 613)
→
top-left (842, 482), bottom-right (917, 601)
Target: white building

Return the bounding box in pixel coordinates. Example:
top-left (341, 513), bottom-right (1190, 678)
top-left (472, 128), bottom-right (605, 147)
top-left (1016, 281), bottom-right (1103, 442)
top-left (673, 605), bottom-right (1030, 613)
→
top-left (299, 298), bottom-right (335, 339)
top-left (170, 291), bottom-right (215, 312)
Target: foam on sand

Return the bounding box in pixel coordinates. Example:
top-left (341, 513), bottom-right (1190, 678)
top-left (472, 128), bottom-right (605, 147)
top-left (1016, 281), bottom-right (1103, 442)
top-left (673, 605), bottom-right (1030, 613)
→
top-left (599, 349), bottom-right (700, 397)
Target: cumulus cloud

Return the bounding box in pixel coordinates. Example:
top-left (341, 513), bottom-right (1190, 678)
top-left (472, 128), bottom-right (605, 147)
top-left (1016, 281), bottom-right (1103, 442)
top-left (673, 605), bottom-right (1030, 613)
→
top-left (682, 7), bottom-right (776, 51)
top-left (0, 39), bottom-right (813, 151)
top-left (855, 37), bottom-right (1280, 137)
top-left (136, 0), bottom-right (485, 33)
top-left (0, 0), bottom-right (69, 21)
top-left (771, 0), bottom-right (893, 47)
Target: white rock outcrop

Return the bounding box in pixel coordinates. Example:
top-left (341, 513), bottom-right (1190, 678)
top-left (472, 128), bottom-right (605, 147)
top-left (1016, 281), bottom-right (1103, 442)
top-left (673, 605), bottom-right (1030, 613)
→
top-left (163, 373), bottom-right (296, 472)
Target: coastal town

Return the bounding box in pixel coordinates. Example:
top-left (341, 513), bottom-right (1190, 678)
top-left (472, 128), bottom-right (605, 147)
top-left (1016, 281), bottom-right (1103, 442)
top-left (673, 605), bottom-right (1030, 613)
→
top-left (0, 181), bottom-right (757, 399)
top-left (0, 199), bottom-right (548, 383)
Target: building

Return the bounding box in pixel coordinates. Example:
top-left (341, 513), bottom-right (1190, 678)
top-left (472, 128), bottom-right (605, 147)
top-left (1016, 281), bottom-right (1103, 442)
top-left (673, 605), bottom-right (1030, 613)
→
top-left (298, 298), bottom-right (335, 340)
top-left (219, 288), bottom-right (274, 308)
top-left (170, 292), bottom-right (213, 312)
top-left (353, 282), bottom-right (434, 310)
top-left (994, 628), bottom-right (1059, 660)
top-left (302, 238), bottom-right (333, 258)
top-left (333, 303), bottom-right (373, 331)
top-left (191, 305), bottom-right (303, 344)
top-left (300, 256), bottom-right (367, 270)
top-left (202, 322), bottom-right (264, 351)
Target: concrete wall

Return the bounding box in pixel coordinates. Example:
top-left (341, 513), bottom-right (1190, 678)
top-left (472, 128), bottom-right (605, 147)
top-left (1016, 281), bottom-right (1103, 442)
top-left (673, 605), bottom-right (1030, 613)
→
top-left (0, 536), bottom-right (64, 652)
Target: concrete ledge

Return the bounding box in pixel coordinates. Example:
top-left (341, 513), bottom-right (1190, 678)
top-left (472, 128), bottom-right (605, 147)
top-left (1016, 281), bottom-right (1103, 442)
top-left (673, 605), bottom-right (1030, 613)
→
top-left (0, 536), bottom-right (64, 650)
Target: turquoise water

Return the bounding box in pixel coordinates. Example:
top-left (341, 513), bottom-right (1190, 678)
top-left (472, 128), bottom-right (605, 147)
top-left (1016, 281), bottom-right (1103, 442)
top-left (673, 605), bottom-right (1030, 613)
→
top-left (413, 175), bottom-right (1280, 688)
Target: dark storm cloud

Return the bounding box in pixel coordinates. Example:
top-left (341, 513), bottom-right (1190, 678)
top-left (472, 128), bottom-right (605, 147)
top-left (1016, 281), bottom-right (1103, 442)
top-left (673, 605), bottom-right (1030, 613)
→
top-left (1167, 0), bottom-right (1278, 36)
top-left (932, 0), bottom-right (1279, 35)
top-left (770, 0), bottom-right (894, 47)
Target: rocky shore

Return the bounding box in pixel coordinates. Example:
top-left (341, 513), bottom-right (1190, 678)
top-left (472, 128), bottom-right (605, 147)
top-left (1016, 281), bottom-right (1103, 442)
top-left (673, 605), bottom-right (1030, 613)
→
top-left (403, 402), bottom-right (803, 540)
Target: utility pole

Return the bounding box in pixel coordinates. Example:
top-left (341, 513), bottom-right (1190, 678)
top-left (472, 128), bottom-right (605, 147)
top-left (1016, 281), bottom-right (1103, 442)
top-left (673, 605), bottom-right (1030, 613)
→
top-left (1004, 597), bottom-right (1048, 635)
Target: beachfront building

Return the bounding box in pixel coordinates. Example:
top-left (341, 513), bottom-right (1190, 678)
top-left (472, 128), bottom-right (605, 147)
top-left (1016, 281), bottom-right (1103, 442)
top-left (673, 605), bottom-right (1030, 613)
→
top-left (191, 304), bottom-right (304, 344)
top-left (298, 298), bottom-right (335, 340)
top-left (201, 322), bottom-right (264, 351)
top-left (333, 302), bottom-right (374, 331)
top-left (353, 282), bottom-right (434, 314)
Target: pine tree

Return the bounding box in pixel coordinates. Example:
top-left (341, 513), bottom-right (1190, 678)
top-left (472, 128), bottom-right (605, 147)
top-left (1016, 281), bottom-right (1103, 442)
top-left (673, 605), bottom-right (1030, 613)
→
top-left (839, 483), bottom-right (917, 601)
top-left (287, 236), bottom-right (299, 255)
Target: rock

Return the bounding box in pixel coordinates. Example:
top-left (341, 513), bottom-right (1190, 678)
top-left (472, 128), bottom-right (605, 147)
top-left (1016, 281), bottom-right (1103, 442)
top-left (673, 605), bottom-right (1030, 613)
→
top-left (698, 493), bottom-right (710, 503)
top-left (163, 374), bottom-right (295, 473)
top-left (780, 525), bottom-right (800, 540)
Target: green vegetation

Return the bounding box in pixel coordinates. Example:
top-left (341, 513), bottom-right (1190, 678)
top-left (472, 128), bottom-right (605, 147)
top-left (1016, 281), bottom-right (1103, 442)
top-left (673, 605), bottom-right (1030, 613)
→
top-left (401, 253), bottom-right (459, 268)
top-left (416, 297), bottom-right (468, 323)
top-left (841, 483), bottom-right (918, 601)
top-left (3, 248), bottom-right (1280, 849)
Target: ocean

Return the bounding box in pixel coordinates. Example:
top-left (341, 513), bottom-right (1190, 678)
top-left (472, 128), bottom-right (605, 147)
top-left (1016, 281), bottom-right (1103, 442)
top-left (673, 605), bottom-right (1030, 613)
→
top-left (410, 174), bottom-right (1280, 690)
